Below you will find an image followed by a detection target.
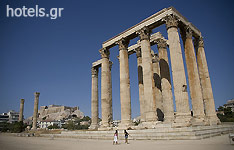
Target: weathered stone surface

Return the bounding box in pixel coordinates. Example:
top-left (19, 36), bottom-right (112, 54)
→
top-left (195, 37), bottom-right (220, 125)
top-left (156, 38), bottom-right (174, 123)
top-left (32, 92), bottom-right (40, 130)
top-left (117, 38), bottom-right (132, 127)
top-left (90, 67), bottom-right (99, 129)
top-left (25, 105), bottom-right (84, 124)
top-left (165, 15), bottom-right (191, 126)
top-left (99, 48), bottom-right (112, 128)
top-left (19, 99), bottom-right (24, 122)
top-left (55, 124), bottom-right (234, 140)
top-left (182, 27), bottom-right (205, 125)
top-left (136, 47), bottom-right (145, 122)
top-left (137, 27), bottom-right (157, 122)
top-left (152, 52), bottom-right (163, 121)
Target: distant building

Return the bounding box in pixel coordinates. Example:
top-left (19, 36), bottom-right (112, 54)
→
top-left (39, 120), bottom-right (63, 129)
top-left (7, 110), bottom-right (20, 123)
top-left (0, 110), bottom-right (19, 123)
top-left (0, 113), bottom-right (9, 123)
top-left (223, 99), bottom-right (234, 112)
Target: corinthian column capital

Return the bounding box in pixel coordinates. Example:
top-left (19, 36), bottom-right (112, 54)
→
top-left (198, 37), bottom-right (204, 48)
top-left (164, 15), bottom-right (179, 29)
top-left (109, 61), bottom-right (113, 71)
top-left (136, 26), bottom-right (151, 41)
top-left (99, 48), bottom-right (110, 59)
top-left (91, 67), bottom-right (98, 76)
top-left (34, 92), bottom-right (40, 97)
top-left (20, 99), bottom-right (25, 103)
top-left (155, 38), bottom-right (167, 49)
top-left (185, 26), bottom-right (193, 39)
top-left (135, 47), bottom-right (142, 58)
top-left (116, 38), bottom-right (129, 51)
top-left (152, 53), bottom-right (159, 63)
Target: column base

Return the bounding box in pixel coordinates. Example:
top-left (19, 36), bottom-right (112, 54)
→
top-left (117, 121), bottom-right (134, 130)
top-left (205, 115), bottom-right (221, 126)
top-left (163, 116), bottom-right (175, 123)
top-left (98, 121), bottom-right (112, 130)
top-left (98, 126), bottom-right (113, 131)
top-left (88, 124), bottom-right (99, 130)
top-left (172, 113), bottom-right (191, 127)
top-left (137, 121), bottom-right (162, 129)
top-left (145, 111), bottom-right (158, 122)
top-left (191, 116), bottom-right (206, 126)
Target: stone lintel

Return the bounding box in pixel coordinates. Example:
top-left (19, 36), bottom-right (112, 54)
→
top-left (92, 59), bottom-right (113, 68)
top-left (127, 32), bottom-right (168, 55)
top-left (92, 59), bottom-right (102, 68)
top-left (102, 7), bottom-right (201, 49)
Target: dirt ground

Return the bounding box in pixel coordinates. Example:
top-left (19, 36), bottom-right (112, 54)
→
top-left (0, 133), bottom-right (233, 150)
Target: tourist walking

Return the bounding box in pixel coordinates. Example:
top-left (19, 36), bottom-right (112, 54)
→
top-left (113, 130), bottom-right (118, 145)
top-left (124, 130), bottom-right (129, 144)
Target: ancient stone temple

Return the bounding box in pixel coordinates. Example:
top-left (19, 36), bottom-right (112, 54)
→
top-left (90, 7), bottom-right (220, 130)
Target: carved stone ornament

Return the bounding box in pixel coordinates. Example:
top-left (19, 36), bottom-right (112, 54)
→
top-left (198, 37), bottom-right (204, 48)
top-left (155, 38), bottom-right (167, 49)
top-left (20, 99), bottom-right (25, 103)
top-left (136, 26), bottom-right (150, 41)
top-left (135, 47), bottom-right (142, 58)
top-left (34, 92), bottom-right (40, 97)
top-left (152, 53), bottom-right (159, 63)
top-left (164, 14), bottom-right (179, 29)
top-left (99, 48), bottom-right (110, 58)
top-left (116, 38), bottom-right (129, 51)
top-left (91, 67), bottom-right (98, 76)
top-left (185, 26), bottom-right (193, 39)
top-left (109, 61), bottom-right (113, 71)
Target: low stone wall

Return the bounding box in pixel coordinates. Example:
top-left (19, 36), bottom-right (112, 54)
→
top-left (39, 124), bottom-right (234, 140)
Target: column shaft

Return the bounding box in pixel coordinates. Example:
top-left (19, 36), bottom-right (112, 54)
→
top-left (165, 15), bottom-right (191, 125)
top-left (99, 48), bottom-right (112, 127)
top-left (182, 27), bottom-right (205, 125)
top-left (90, 67), bottom-right (99, 129)
top-left (19, 99), bottom-right (25, 122)
top-left (136, 48), bottom-right (145, 122)
top-left (138, 27), bottom-right (157, 122)
top-left (195, 37), bottom-right (220, 125)
top-left (157, 39), bottom-right (174, 123)
top-left (152, 53), bottom-right (163, 120)
top-left (109, 61), bottom-right (113, 123)
top-left (118, 38), bottom-right (132, 126)
top-left (32, 92), bottom-right (40, 130)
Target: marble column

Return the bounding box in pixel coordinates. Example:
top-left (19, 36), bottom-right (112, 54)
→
top-left (194, 37), bottom-right (220, 125)
top-left (182, 27), bottom-right (205, 125)
top-left (137, 27), bottom-right (157, 122)
top-left (32, 92), bottom-right (40, 130)
top-left (164, 15), bottom-right (191, 126)
top-left (99, 48), bottom-right (112, 128)
top-left (156, 38), bottom-right (174, 123)
top-left (90, 67), bottom-right (99, 129)
top-left (19, 99), bottom-right (25, 122)
top-left (152, 53), bottom-right (163, 121)
top-left (117, 38), bottom-right (132, 126)
top-left (109, 61), bottom-right (113, 123)
top-left (135, 47), bottom-right (145, 122)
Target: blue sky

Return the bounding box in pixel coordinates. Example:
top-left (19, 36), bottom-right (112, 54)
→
top-left (0, 0), bottom-right (233, 120)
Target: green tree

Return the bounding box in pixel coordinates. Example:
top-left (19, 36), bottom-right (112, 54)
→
top-left (217, 106), bottom-right (224, 111)
top-left (48, 124), bottom-right (60, 129)
top-left (217, 106), bottom-right (234, 122)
